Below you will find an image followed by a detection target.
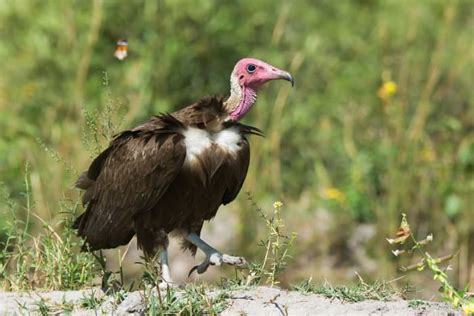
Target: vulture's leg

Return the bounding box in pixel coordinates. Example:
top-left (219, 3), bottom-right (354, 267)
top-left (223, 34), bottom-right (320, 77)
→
top-left (137, 225), bottom-right (175, 288)
top-left (144, 248), bottom-right (175, 289)
top-left (185, 232), bottom-right (247, 276)
top-left (159, 248), bottom-right (173, 287)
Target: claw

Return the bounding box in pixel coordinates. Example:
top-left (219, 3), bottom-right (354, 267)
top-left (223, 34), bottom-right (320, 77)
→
top-left (188, 265), bottom-right (201, 277)
top-left (188, 260), bottom-right (212, 277)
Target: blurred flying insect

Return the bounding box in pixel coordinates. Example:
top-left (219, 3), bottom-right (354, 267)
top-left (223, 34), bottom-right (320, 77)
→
top-left (114, 39), bottom-right (128, 60)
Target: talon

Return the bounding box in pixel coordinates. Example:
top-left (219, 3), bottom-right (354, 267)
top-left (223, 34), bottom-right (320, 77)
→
top-left (188, 265), bottom-right (199, 278)
top-left (197, 263), bottom-right (210, 273)
top-left (188, 261), bottom-right (211, 277)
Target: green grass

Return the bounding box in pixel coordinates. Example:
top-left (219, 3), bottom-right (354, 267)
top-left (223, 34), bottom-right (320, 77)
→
top-left (11, 284), bottom-right (229, 315)
top-left (0, 168), bottom-right (98, 291)
top-left (141, 284), bottom-right (230, 316)
top-left (291, 276), bottom-right (408, 303)
top-left (18, 296), bottom-right (75, 316)
top-left (34, 298), bottom-right (50, 316)
top-left (408, 299), bottom-right (427, 308)
top-left (80, 289), bottom-right (105, 310)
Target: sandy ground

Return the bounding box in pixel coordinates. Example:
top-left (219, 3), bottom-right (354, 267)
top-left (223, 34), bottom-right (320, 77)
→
top-left (0, 286), bottom-right (462, 315)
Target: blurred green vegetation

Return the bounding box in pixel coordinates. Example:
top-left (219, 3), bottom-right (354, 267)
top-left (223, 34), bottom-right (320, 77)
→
top-left (0, 0), bottom-right (472, 289)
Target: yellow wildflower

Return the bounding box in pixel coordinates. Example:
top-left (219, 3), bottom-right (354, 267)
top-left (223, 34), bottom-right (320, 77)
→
top-left (464, 302), bottom-right (474, 315)
top-left (421, 147), bottom-right (435, 162)
top-left (23, 83), bottom-right (36, 97)
top-left (320, 118), bottom-right (331, 130)
top-left (377, 80), bottom-right (397, 101)
top-left (322, 187), bottom-right (346, 203)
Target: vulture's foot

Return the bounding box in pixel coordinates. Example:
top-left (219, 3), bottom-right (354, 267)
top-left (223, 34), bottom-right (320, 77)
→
top-left (188, 252), bottom-right (247, 277)
top-left (185, 232), bottom-right (247, 277)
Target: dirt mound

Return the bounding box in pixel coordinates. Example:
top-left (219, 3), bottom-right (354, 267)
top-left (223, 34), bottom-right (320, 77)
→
top-left (0, 286), bottom-right (460, 315)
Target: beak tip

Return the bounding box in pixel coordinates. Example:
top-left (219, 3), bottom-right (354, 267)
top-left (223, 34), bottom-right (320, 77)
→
top-left (287, 75), bottom-right (294, 87)
top-left (280, 71), bottom-right (294, 87)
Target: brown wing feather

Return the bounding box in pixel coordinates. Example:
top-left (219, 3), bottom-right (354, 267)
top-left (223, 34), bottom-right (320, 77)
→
top-left (222, 136), bottom-right (251, 205)
top-left (74, 119), bottom-right (186, 250)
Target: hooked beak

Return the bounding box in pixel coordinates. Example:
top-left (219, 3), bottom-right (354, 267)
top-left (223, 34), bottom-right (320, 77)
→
top-left (252, 63), bottom-right (295, 88)
top-left (278, 70), bottom-right (295, 87)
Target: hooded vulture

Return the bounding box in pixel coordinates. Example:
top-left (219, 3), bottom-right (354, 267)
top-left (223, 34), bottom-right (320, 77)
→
top-left (74, 58), bottom-right (294, 284)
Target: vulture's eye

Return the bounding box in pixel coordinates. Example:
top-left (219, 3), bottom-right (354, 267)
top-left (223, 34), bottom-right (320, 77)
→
top-left (246, 64), bottom-right (257, 73)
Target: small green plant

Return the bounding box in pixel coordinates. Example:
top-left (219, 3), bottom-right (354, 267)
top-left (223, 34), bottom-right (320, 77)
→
top-left (387, 213), bottom-right (473, 312)
top-left (244, 196), bottom-right (297, 287)
top-left (57, 296), bottom-right (76, 314)
top-left (90, 249), bottom-right (132, 294)
top-left (35, 297), bottom-right (51, 316)
top-left (81, 71), bottom-right (126, 157)
top-left (23, 295), bottom-right (76, 315)
top-left (291, 275), bottom-right (406, 302)
top-left (140, 284), bottom-right (229, 315)
top-left (408, 299), bottom-right (426, 308)
top-left (80, 289), bottom-right (104, 309)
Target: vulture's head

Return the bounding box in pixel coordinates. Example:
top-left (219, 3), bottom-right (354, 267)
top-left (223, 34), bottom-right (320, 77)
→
top-left (227, 58), bottom-right (294, 121)
top-left (233, 58), bottom-right (294, 89)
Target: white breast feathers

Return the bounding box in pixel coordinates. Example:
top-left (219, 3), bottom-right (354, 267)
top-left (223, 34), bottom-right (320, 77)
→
top-left (183, 127), bottom-right (242, 164)
top-left (213, 128), bottom-right (241, 152)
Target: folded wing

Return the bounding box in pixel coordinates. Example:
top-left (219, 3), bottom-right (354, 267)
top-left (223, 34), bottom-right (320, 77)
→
top-left (74, 119), bottom-right (186, 250)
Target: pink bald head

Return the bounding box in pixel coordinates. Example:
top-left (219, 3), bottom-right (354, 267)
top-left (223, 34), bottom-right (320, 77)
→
top-left (227, 58), bottom-right (293, 121)
top-left (232, 58), bottom-right (294, 89)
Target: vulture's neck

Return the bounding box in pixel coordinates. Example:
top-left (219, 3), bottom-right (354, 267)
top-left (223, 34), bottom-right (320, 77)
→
top-left (224, 74), bottom-right (257, 121)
